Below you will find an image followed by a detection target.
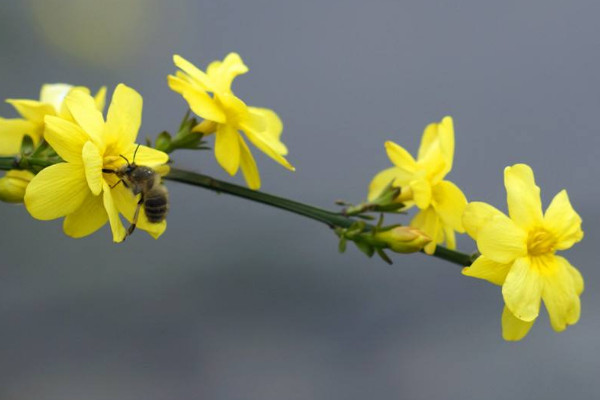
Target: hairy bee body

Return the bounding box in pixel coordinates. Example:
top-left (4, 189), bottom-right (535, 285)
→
top-left (115, 164), bottom-right (169, 224)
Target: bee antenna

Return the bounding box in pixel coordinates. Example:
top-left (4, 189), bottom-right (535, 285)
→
top-left (132, 144), bottom-right (141, 163)
top-left (119, 154), bottom-right (131, 166)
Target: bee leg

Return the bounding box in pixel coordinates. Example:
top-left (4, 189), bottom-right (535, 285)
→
top-left (109, 179), bottom-right (123, 189)
top-left (124, 194), bottom-right (144, 240)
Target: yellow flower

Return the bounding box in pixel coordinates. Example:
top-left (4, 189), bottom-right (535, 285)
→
top-left (0, 170), bottom-right (34, 203)
top-left (462, 164), bottom-right (584, 341)
top-left (24, 84), bottom-right (169, 242)
top-left (168, 53), bottom-right (294, 190)
top-left (368, 116), bottom-right (467, 254)
top-left (0, 83), bottom-right (106, 155)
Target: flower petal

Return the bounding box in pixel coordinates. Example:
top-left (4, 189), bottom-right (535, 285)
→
top-left (44, 116), bottom-right (89, 163)
top-left (502, 256), bottom-right (542, 321)
top-left (384, 141), bottom-right (417, 172)
top-left (245, 107), bottom-right (287, 155)
top-left (179, 84), bottom-right (227, 123)
top-left (243, 124), bottom-right (295, 171)
top-left (462, 201), bottom-right (504, 240)
top-left (367, 167), bottom-right (414, 201)
top-left (105, 84), bottom-right (143, 151)
top-left (477, 214), bottom-right (527, 263)
top-left (82, 141), bottom-right (103, 195)
top-left (215, 123), bottom-right (241, 175)
top-left (431, 180), bottom-right (467, 232)
top-left (502, 306), bottom-right (535, 341)
top-left (542, 256), bottom-right (581, 331)
top-left (209, 52), bottom-right (249, 91)
top-left (6, 99), bottom-right (56, 123)
top-left (63, 191), bottom-right (108, 238)
top-left (418, 116), bottom-right (454, 177)
top-left (411, 207), bottom-right (441, 255)
top-left (65, 90), bottom-right (105, 148)
top-left (0, 118), bottom-right (39, 155)
top-left (24, 163), bottom-right (88, 220)
top-left (504, 164), bottom-right (543, 230)
top-left (102, 181), bottom-right (126, 242)
top-left (40, 84), bottom-right (75, 111)
top-left (173, 54), bottom-right (214, 91)
top-left (410, 179), bottom-right (432, 209)
top-left (121, 144), bottom-right (169, 167)
top-left (238, 135), bottom-right (261, 190)
top-left (94, 86), bottom-right (107, 112)
top-left (462, 255), bottom-right (512, 285)
top-left (543, 190), bottom-right (583, 250)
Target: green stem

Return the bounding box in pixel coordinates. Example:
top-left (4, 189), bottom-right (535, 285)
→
top-left (0, 155), bottom-right (474, 266)
top-left (165, 168), bottom-right (475, 266)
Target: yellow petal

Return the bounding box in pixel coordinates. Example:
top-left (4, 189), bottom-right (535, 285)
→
top-left (477, 214), bottom-right (527, 263)
top-left (411, 207), bottom-right (440, 255)
top-left (215, 123), bottom-right (241, 175)
top-left (410, 179), bottom-right (432, 209)
top-left (504, 164), bottom-right (543, 230)
top-left (431, 180), bottom-right (467, 232)
top-left (102, 181), bottom-right (126, 242)
top-left (180, 86), bottom-right (227, 123)
top-left (443, 225), bottom-right (456, 249)
top-left (502, 306), bottom-right (535, 341)
top-left (105, 84), bottom-right (143, 151)
top-left (0, 118), bottom-right (39, 155)
top-left (39, 83), bottom-right (74, 111)
top-left (384, 141), bottom-right (417, 172)
top-left (6, 99), bottom-right (56, 123)
top-left (502, 256), bottom-right (542, 321)
top-left (542, 256), bottom-right (581, 331)
top-left (245, 107), bottom-right (287, 155)
top-left (214, 52), bottom-right (249, 91)
top-left (44, 116), bottom-right (88, 163)
top-left (367, 167), bottom-right (413, 201)
top-left (560, 257), bottom-right (584, 296)
top-left (65, 90), bottom-right (105, 148)
top-left (238, 135), bottom-right (261, 190)
top-left (63, 191), bottom-right (108, 238)
top-left (242, 125), bottom-right (295, 172)
top-left (543, 190), bottom-right (583, 250)
top-left (462, 201), bottom-right (504, 240)
top-left (173, 54), bottom-right (214, 91)
top-left (120, 144), bottom-right (169, 167)
top-left (82, 141), bottom-right (103, 195)
top-left (111, 183), bottom-right (167, 239)
top-left (24, 163), bottom-right (88, 220)
top-left (94, 86), bottom-right (107, 112)
top-left (0, 169), bottom-right (34, 203)
top-left (418, 116), bottom-right (454, 176)
top-left (462, 255), bottom-right (512, 285)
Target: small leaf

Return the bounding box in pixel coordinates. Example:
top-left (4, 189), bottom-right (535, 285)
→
top-left (355, 241), bottom-right (375, 257)
top-left (154, 131), bottom-right (172, 152)
top-left (338, 237), bottom-right (347, 253)
top-left (376, 248), bottom-right (393, 265)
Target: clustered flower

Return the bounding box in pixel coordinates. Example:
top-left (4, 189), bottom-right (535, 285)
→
top-left (0, 53), bottom-right (585, 341)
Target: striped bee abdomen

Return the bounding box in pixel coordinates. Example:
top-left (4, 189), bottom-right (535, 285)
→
top-left (144, 188), bottom-right (169, 223)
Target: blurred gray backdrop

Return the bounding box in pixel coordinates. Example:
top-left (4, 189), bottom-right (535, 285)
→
top-left (1, 1), bottom-right (599, 399)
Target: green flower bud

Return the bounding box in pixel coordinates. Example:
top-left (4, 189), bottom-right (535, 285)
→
top-left (0, 170), bottom-right (34, 203)
top-left (375, 226), bottom-right (431, 253)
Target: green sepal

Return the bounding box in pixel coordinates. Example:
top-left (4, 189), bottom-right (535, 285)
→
top-left (20, 135), bottom-right (34, 156)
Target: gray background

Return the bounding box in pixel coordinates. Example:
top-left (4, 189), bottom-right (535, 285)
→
top-left (0, 1), bottom-right (599, 399)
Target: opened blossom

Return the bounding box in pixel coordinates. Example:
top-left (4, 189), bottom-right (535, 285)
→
top-left (24, 84), bottom-right (169, 242)
top-left (168, 53), bottom-right (294, 190)
top-left (0, 83), bottom-right (105, 155)
top-left (462, 164), bottom-right (584, 341)
top-left (368, 116), bottom-right (467, 254)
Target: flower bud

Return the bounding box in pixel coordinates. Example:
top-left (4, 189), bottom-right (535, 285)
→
top-left (0, 170), bottom-right (34, 203)
top-left (375, 226), bottom-right (431, 253)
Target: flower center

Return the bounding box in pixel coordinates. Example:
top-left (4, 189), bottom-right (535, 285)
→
top-left (527, 227), bottom-right (556, 256)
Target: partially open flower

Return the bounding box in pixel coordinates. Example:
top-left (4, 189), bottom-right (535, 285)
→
top-left (375, 226), bottom-right (431, 253)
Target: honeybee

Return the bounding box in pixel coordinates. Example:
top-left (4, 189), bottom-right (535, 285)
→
top-left (102, 145), bottom-right (169, 241)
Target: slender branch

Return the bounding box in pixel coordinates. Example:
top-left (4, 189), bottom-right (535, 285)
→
top-left (0, 156), bottom-right (475, 266)
top-left (165, 168), bottom-right (475, 266)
